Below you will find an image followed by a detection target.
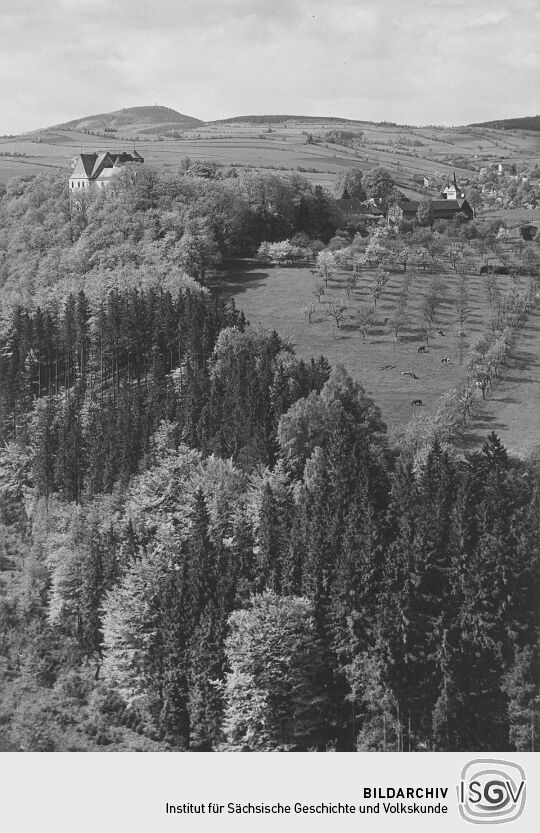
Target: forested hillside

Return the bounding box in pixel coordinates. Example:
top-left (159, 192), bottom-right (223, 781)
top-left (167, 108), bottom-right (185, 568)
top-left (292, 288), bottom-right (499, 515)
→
top-left (0, 165), bottom-right (336, 312)
top-left (469, 115), bottom-right (540, 132)
top-left (0, 167), bottom-right (538, 752)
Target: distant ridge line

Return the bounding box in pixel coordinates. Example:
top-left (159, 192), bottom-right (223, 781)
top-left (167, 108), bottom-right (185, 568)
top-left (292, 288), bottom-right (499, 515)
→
top-left (468, 114), bottom-right (540, 132)
top-left (208, 114), bottom-right (370, 126)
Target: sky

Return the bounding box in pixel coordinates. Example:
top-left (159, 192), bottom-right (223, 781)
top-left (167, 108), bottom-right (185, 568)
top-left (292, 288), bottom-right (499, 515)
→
top-left (1, 0), bottom-right (538, 134)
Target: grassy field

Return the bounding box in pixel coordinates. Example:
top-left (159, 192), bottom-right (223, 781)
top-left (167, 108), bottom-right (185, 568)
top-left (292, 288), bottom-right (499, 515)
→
top-left (1, 118), bottom-right (539, 195)
top-left (465, 305), bottom-right (540, 457)
top-left (212, 258), bottom-right (539, 453)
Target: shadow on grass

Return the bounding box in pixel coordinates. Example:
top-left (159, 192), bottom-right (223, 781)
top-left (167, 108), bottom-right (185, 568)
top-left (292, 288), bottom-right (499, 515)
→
top-left (210, 259), bottom-right (270, 299)
top-left (502, 376), bottom-right (537, 385)
top-left (459, 412), bottom-right (506, 451)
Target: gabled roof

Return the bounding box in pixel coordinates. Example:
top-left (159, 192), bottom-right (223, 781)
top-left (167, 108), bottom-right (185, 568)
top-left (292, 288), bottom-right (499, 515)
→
top-left (397, 198), bottom-right (472, 219)
top-left (70, 151), bottom-right (144, 181)
top-left (91, 152), bottom-right (113, 179)
top-left (431, 199), bottom-right (462, 210)
top-left (401, 201), bottom-right (420, 213)
top-left (70, 153), bottom-right (98, 179)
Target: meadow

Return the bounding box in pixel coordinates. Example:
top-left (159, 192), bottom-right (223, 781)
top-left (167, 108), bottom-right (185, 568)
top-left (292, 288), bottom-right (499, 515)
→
top-left (213, 256), bottom-right (540, 454)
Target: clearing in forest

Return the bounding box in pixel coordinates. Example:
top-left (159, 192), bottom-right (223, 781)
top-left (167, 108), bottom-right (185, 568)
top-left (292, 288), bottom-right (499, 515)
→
top-left (213, 258), bottom-right (538, 451)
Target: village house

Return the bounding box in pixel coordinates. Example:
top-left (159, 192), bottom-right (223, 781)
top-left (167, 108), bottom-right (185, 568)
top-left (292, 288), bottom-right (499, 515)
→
top-left (387, 170), bottom-right (473, 224)
top-left (388, 197), bottom-right (474, 224)
top-left (69, 150), bottom-right (144, 192)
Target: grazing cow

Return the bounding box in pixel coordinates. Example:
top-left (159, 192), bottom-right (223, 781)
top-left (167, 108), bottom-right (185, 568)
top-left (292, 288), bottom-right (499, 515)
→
top-left (437, 329), bottom-right (446, 336)
top-left (309, 269), bottom-right (317, 274)
top-left (380, 363), bottom-right (395, 370)
top-left (417, 345), bottom-right (427, 353)
top-left (441, 357), bottom-right (452, 364)
top-left (383, 317), bottom-right (389, 324)
top-left (410, 399), bottom-right (423, 406)
top-left (401, 371), bottom-right (419, 379)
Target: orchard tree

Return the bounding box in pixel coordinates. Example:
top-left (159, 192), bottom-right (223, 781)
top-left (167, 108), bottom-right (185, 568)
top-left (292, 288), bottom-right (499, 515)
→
top-left (357, 305), bottom-right (375, 343)
top-left (324, 297), bottom-right (348, 336)
top-left (312, 281), bottom-right (325, 303)
top-left (391, 243), bottom-right (414, 273)
top-left (303, 304), bottom-right (316, 324)
top-left (419, 295), bottom-right (438, 344)
top-left (456, 287), bottom-right (471, 332)
top-left (388, 295), bottom-right (409, 351)
top-left (483, 272), bottom-right (499, 307)
top-left (316, 250), bottom-right (337, 286)
top-left (444, 242), bottom-right (464, 272)
top-left (368, 268), bottom-right (390, 308)
top-left (458, 330), bottom-right (469, 366)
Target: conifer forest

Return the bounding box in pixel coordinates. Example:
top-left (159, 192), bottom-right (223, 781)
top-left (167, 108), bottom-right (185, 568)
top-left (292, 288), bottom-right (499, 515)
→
top-left (0, 166), bottom-right (538, 752)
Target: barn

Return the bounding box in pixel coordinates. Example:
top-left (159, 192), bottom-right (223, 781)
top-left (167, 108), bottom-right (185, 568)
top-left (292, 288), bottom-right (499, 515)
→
top-left (389, 197), bottom-right (473, 223)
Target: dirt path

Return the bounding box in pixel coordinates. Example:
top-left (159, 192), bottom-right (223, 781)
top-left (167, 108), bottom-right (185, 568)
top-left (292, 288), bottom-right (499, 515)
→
top-left (464, 306), bottom-right (540, 457)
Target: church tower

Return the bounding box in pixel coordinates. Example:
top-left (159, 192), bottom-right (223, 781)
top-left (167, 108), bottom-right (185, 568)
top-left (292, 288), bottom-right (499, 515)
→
top-left (442, 171), bottom-right (464, 200)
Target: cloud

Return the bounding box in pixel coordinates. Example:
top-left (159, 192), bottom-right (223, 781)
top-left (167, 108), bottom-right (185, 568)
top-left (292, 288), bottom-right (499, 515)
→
top-left (0, 0), bottom-right (538, 133)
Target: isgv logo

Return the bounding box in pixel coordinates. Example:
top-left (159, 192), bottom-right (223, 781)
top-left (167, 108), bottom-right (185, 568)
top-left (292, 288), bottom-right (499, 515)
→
top-left (458, 759), bottom-right (526, 824)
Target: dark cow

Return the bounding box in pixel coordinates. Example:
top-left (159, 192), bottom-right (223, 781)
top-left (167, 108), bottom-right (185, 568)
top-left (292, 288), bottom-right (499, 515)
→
top-left (436, 329), bottom-right (446, 336)
top-left (410, 399), bottom-right (423, 406)
top-left (417, 345), bottom-right (428, 353)
top-left (402, 371), bottom-right (419, 379)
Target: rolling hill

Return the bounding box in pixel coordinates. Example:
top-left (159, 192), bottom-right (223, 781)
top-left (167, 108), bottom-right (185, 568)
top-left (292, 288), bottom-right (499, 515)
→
top-left (54, 105), bottom-right (204, 133)
top-left (208, 114), bottom-right (368, 125)
top-left (1, 107), bottom-right (539, 205)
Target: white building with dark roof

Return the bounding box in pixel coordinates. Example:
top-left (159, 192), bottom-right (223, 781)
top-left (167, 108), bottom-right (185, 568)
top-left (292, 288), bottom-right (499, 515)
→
top-left (69, 150), bottom-right (144, 193)
top-left (442, 171), bottom-right (465, 200)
